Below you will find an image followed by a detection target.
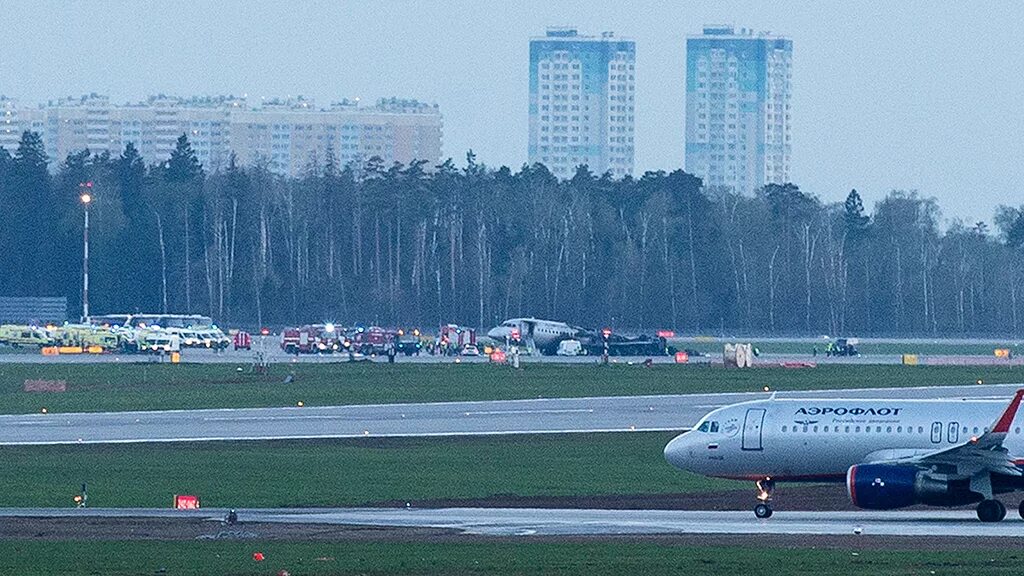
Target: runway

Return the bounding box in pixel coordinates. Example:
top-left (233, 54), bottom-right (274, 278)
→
top-left (2, 507), bottom-right (1023, 537)
top-left (0, 383), bottom-right (1021, 445)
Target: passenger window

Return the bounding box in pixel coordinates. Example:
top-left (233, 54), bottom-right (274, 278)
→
top-left (845, 426), bottom-right (850, 433)
top-left (886, 426), bottom-right (892, 433)
top-left (897, 426), bottom-right (902, 433)
top-left (813, 426), bottom-right (818, 433)
top-left (782, 425), bottom-right (788, 432)
top-left (855, 426), bottom-right (860, 433)
top-left (918, 426), bottom-right (924, 434)
top-left (876, 426), bottom-right (882, 433)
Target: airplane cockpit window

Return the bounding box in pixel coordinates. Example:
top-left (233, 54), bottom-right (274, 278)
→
top-left (696, 421), bottom-right (710, 432)
top-left (709, 421), bottom-right (720, 433)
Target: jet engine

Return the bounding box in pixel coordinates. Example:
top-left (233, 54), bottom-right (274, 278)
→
top-left (846, 464), bottom-right (979, 510)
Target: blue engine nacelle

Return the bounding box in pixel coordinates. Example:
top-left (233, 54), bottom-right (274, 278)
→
top-left (847, 464), bottom-right (919, 510)
top-left (847, 464), bottom-right (978, 510)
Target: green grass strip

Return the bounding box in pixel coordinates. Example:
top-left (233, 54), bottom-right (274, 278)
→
top-left (0, 363), bottom-right (1019, 414)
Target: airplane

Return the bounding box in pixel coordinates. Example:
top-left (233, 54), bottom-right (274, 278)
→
top-left (664, 388), bottom-right (1024, 522)
top-left (486, 318), bottom-right (582, 355)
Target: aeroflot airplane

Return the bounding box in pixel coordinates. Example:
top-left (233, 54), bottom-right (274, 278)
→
top-left (665, 389), bottom-right (1024, 522)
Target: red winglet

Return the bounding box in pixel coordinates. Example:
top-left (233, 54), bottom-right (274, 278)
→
top-left (992, 389), bottom-right (1024, 434)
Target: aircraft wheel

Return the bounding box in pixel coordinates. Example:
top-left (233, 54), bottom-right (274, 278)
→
top-left (977, 499), bottom-right (1006, 522)
top-left (753, 503), bottom-right (773, 519)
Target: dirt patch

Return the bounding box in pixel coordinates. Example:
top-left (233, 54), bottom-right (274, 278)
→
top-left (0, 517), bottom-right (457, 542)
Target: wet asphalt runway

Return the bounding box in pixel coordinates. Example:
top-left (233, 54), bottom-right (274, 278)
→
top-left (1, 383), bottom-right (1021, 445)
top-left (2, 507), bottom-right (1023, 537)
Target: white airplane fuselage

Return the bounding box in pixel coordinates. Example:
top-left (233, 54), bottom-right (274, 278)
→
top-left (665, 397), bottom-right (1024, 482)
top-left (486, 318), bottom-right (580, 354)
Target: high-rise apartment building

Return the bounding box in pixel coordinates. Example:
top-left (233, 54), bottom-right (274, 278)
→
top-left (0, 94), bottom-right (443, 176)
top-left (685, 26), bottom-right (792, 191)
top-left (529, 27), bottom-right (635, 179)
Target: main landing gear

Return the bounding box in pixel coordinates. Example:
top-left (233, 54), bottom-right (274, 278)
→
top-left (977, 499), bottom-right (1007, 523)
top-left (754, 478), bottom-right (775, 519)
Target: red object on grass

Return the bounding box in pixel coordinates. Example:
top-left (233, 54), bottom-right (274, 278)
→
top-left (253, 552), bottom-right (265, 562)
top-left (173, 494), bottom-right (200, 509)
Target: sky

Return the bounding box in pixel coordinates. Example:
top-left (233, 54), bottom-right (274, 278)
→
top-left (2, 1), bottom-right (1023, 224)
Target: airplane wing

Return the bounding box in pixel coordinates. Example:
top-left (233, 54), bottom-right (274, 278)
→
top-left (867, 389), bottom-right (1024, 478)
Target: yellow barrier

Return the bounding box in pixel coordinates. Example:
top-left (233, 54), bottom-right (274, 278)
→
top-left (40, 347), bottom-right (59, 356)
top-left (57, 346), bottom-right (83, 354)
top-left (86, 345), bottom-right (104, 354)
top-left (902, 354), bottom-right (919, 366)
top-left (170, 351), bottom-right (181, 364)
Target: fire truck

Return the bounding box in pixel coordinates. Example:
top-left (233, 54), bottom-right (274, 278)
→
top-left (280, 324), bottom-right (341, 354)
top-left (437, 324), bottom-right (476, 355)
top-left (349, 326), bottom-right (392, 355)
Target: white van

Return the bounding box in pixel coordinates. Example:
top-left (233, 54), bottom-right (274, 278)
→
top-left (556, 339), bottom-right (584, 356)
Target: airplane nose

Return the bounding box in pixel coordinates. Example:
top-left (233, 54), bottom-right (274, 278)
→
top-left (664, 433), bottom-right (693, 470)
top-left (487, 328), bottom-right (505, 340)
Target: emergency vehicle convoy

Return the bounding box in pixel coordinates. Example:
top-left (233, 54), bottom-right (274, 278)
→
top-left (0, 314), bottom-right (232, 355)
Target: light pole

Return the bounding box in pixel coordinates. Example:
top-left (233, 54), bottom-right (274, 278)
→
top-left (79, 182), bottom-right (93, 322)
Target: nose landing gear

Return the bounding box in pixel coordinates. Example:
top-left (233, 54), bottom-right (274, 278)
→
top-left (754, 478), bottom-right (775, 518)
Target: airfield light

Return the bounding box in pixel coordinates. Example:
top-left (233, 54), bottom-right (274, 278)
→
top-left (260, 327), bottom-right (270, 336)
top-left (41, 407), bottom-right (47, 414)
top-left (397, 329), bottom-right (404, 336)
top-left (324, 323), bottom-right (335, 333)
top-left (413, 329), bottom-right (420, 337)
top-left (977, 379), bottom-right (984, 385)
top-left (297, 401), bottom-right (304, 407)
top-left (601, 328), bottom-right (612, 339)
top-left (763, 386), bottom-right (771, 392)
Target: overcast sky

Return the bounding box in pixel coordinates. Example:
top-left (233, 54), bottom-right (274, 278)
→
top-left (3, 1), bottom-right (1023, 224)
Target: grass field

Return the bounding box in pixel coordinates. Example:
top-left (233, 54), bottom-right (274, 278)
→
top-left (0, 432), bottom-right (735, 508)
top-left (0, 540), bottom-right (1017, 575)
top-left (0, 362), bottom-right (1021, 414)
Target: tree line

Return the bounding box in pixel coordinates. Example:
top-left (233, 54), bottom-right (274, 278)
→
top-left (1, 130), bottom-right (1023, 335)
